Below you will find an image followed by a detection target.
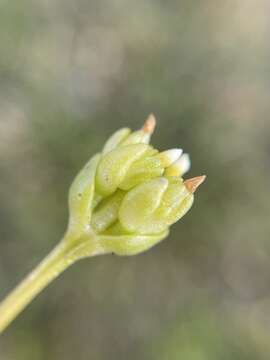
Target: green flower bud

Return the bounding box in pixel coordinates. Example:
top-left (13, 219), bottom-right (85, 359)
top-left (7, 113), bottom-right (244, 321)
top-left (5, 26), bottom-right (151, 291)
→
top-left (96, 143), bottom-right (150, 196)
top-left (96, 114), bottom-right (163, 196)
top-left (67, 114), bottom-right (206, 256)
top-left (118, 177), bottom-right (193, 235)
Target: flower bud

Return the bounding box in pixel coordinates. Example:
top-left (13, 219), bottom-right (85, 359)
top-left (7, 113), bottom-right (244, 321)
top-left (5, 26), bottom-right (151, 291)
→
top-left (119, 178), bottom-right (169, 233)
top-left (96, 143), bottom-right (150, 196)
top-left (96, 116), bottom-right (161, 196)
top-left (119, 177), bottom-right (194, 235)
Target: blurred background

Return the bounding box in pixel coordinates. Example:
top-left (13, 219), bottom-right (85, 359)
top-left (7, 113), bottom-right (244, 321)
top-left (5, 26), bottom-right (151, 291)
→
top-left (0, 0), bottom-right (270, 359)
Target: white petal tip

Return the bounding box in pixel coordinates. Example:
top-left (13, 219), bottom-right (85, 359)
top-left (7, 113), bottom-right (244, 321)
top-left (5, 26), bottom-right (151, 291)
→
top-left (161, 148), bottom-right (183, 166)
top-left (178, 153), bottom-right (191, 174)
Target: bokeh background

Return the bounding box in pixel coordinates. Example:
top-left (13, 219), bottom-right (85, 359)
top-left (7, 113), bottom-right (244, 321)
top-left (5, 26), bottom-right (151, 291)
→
top-left (1, 0), bottom-right (270, 359)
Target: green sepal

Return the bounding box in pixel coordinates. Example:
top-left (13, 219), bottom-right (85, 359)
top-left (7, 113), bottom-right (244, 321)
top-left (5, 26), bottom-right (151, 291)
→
top-left (156, 177), bottom-right (194, 229)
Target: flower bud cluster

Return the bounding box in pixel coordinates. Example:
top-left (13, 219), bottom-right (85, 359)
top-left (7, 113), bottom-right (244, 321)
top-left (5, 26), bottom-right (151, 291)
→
top-left (68, 115), bottom-right (205, 255)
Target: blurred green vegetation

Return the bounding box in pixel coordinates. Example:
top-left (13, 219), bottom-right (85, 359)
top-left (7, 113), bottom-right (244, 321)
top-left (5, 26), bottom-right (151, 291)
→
top-left (1, 0), bottom-right (270, 359)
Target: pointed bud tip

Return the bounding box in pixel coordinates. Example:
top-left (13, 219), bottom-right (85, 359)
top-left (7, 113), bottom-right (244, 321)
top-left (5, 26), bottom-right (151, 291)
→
top-left (184, 175), bottom-right (206, 193)
top-left (142, 114), bottom-right (156, 134)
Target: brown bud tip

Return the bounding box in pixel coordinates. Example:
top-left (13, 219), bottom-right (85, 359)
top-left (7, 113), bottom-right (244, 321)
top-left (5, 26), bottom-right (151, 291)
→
top-left (184, 175), bottom-right (206, 193)
top-left (142, 113), bottom-right (156, 134)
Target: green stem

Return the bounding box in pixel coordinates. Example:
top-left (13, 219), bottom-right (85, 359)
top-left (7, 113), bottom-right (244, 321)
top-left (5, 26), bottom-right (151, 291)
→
top-left (0, 232), bottom-right (101, 334)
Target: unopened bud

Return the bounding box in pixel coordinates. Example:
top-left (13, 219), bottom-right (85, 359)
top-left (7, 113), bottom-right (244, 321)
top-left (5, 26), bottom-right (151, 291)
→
top-left (119, 178), bottom-right (169, 234)
top-left (119, 177), bottom-right (193, 235)
top-left (96, 143), bottom-right (149, 196)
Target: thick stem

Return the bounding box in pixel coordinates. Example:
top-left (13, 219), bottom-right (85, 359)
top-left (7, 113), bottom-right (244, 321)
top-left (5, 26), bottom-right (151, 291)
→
top-left (0, 233), bottom-right (100, 334)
